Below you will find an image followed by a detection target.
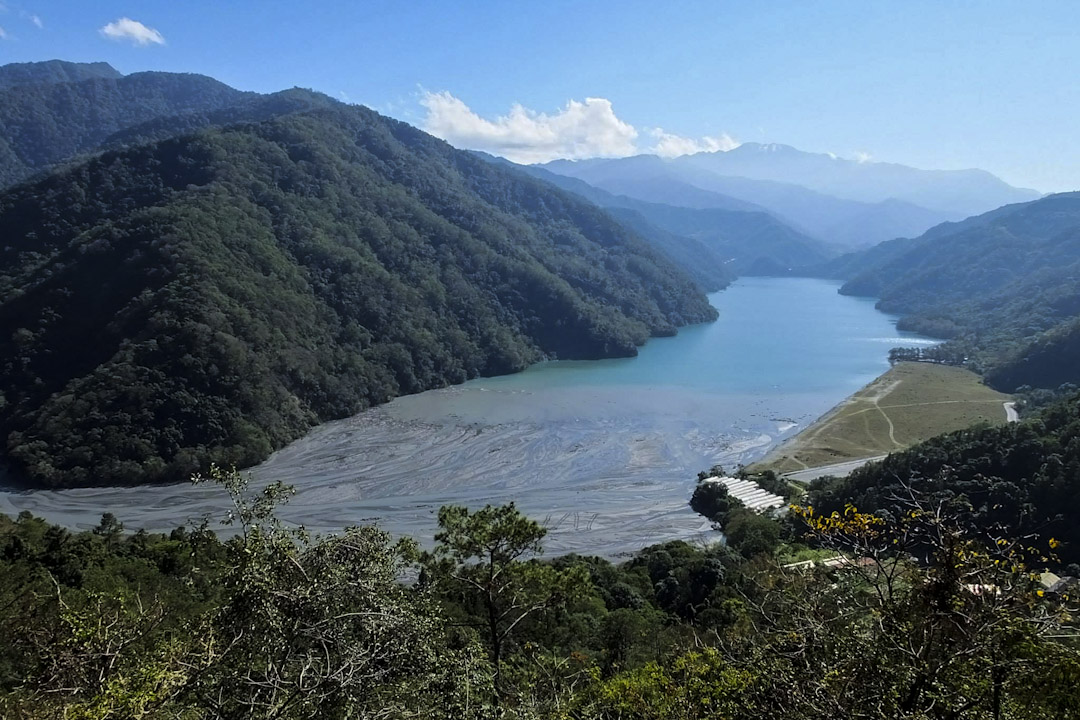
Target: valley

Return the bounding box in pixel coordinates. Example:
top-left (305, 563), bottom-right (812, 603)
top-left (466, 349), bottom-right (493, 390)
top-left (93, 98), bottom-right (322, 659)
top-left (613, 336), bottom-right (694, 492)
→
top-left (1, 37), bottom-right (1079, 717)
top-left (0, 277), bottom-right (935, 556)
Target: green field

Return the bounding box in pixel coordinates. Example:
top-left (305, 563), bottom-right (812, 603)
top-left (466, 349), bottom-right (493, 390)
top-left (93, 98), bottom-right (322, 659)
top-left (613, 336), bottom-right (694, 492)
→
top-left (752, 362), bottom-right (1012, 474)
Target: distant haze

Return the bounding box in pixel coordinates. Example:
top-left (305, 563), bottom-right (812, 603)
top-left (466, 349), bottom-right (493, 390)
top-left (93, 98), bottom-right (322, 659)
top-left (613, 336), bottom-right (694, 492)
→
top-left (536, 147), bottom-right (1039, 249)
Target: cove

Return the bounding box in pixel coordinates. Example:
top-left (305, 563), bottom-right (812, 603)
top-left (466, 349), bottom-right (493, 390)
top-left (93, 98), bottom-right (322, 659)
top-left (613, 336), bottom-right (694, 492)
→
top-left (0, 278), bottom-right (936, 557)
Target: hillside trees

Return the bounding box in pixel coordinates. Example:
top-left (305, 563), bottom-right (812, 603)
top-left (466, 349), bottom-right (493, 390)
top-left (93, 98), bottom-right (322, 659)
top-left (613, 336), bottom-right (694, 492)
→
top-left (0, 104), bottom-right (716, 489)
top-left (0, 468), bottom-right (493, 719)
top-left (424, 503), bottom-right (589, 701)
top-left (808, 392), bottom-right (1080, 566)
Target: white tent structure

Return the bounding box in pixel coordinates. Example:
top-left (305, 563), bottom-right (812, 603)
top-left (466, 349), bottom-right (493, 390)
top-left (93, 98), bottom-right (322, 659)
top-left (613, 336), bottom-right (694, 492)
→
top-left (701, 476), bottom-right (785, 512)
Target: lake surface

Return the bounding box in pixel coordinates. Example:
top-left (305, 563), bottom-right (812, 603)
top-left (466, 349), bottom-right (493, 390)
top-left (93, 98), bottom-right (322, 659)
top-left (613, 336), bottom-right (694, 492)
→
top-left (0, 278), bottom-right (936, 557)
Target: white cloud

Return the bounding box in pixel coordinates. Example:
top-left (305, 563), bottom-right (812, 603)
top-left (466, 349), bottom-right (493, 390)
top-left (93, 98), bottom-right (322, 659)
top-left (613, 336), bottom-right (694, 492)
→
top-left (28, 13), bottom-right (41, 28)
top-left (0, 25), bottom-right (7, 39)
top-left (420, 91), bottom-right (740, 163)
top-left (648, 127), bottom-right (739, 157)
top-left (854, 151), bottom-right (873, 164)
top-left (100, 17), bottom-right (164, 46)
top-left (421, 91), bottom-right (639, 164)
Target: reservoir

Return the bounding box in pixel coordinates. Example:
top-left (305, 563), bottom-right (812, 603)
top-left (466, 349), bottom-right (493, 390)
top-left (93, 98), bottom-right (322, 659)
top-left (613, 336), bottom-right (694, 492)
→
top-left (0, 278), bottom-right (936, 557)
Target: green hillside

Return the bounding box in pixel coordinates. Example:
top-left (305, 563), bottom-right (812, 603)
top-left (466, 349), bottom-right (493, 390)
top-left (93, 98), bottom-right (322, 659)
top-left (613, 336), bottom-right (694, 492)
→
top-left (0, 70), bottom-right (251, 187)
top-left (824, 193), bottom-right (1080, 389)
top-left (809, 391), bottom-right (1080, 567)
top-left (0, 104), bottom-right (715, 489)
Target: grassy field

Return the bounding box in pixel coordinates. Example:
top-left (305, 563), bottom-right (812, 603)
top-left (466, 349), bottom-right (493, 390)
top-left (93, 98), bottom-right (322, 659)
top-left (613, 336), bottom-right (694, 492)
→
top-left (751, 362), bottom-right (1011, 475)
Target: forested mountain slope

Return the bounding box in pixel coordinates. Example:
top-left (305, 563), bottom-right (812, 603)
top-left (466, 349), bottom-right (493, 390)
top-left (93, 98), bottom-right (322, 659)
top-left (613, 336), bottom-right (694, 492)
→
top-left (826, 193), bottom-right (1080, 388)
top-left (838, 194), bottom-right (1080, 309)
top-left (0, 104), bottom-right (715, 489)
top-left (0, 68), bottom-right (251, 187)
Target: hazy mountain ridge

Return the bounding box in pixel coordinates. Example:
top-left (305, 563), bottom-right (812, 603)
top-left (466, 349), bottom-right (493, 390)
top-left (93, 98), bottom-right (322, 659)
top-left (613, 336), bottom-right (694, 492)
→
top-left (484, 156), bottom-right (832, 280)
top-left (682, 142), bottom-right (1042, 216)
top-left (540, 154), bottom-right (961, 248)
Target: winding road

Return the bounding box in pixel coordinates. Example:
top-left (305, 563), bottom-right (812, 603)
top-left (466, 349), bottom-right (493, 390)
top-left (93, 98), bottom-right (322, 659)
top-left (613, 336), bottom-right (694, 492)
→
top-left (783, 399), bottom-right (1020, 484)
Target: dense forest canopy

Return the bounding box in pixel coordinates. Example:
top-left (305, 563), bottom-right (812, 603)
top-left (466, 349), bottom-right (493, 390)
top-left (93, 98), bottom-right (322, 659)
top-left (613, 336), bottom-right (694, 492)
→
top-left (0, 68), bottom-right (252, 188)
top-left (0, 95), bottom-right (715, 489)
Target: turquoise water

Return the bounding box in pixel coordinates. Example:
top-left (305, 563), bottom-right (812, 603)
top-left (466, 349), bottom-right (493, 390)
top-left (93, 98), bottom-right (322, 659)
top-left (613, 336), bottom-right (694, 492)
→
top-left (0, 277), bottom-right (936, 557)
top-left (480, 276), bottom-right (933, 394)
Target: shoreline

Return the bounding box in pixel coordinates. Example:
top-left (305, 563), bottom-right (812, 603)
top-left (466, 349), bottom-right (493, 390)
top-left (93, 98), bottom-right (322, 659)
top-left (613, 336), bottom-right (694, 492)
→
top-left (0, 279), bottom-right (937, 558)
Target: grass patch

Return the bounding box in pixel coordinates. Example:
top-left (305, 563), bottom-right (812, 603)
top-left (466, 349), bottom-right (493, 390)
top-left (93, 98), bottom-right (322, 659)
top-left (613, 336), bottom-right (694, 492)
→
top-left (751, 362), bottom-right (1011, 475)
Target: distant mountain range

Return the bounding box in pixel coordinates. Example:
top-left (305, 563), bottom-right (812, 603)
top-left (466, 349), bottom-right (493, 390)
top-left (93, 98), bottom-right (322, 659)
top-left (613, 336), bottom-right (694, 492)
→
top-left (681, 142), bottom-right (1041, 217)
top-left (541, 146), bottom-right (1040, 249)
top-left (481, 155), bottom-right (833, 281)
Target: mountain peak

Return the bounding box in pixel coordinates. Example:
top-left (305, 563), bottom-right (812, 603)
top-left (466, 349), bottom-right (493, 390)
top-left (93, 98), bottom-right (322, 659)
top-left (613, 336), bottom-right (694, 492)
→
top-left (733, 142), bottom-right (799, 154)
top-left (0, 60), bottom-right (122, 90)
top-left (679, 141), bottom-right (1039, 217)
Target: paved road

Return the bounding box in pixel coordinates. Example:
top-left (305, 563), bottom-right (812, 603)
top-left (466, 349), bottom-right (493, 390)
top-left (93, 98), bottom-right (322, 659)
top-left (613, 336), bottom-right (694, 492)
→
top-left (1004, 401), bottom-right (1019, 423)
top-left (783, 455), bottom-right (888, 484)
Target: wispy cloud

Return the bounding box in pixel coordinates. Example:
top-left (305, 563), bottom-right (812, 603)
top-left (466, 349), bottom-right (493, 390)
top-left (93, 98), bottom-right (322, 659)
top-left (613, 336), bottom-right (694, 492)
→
top-left (420, 91), bottom-right (737, 164)
top-left (649, 127), bottom-right (739, 157)
top-left (100, 17), bottom-right (165, 46)
top-left (26, 12), bottom-right (41, 28)
top-left (0, 25), bottom-right (7, 40)
top-left (854, 151), bottom-right (873, 164)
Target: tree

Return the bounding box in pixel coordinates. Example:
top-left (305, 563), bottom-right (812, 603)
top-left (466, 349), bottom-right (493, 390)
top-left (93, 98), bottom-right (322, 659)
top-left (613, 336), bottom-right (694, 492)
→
top-left (689, 480), bottom-right (742, 522)
top-left (189, 465), bottom-right (471, 719)
top-left (91, 512), bottom-right (124, 548)
top-left (424, 503), bottom-right (588, 700)
top-left (723, 510), bottom-right (780, 559)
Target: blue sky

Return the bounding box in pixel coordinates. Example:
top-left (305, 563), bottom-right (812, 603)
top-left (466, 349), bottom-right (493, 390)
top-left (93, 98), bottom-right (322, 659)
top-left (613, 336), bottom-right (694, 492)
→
top-left (1, 1), bottom-right (1077, 191)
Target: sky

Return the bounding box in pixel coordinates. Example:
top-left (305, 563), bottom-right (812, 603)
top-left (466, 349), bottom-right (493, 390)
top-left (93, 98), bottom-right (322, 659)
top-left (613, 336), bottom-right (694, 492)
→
top-left (1, 1), bottom-right (1078, 192)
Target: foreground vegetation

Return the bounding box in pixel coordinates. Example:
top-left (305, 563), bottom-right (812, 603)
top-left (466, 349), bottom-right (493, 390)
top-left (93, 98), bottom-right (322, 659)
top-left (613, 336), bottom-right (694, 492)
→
top-left (0, 461), bottom-right (1077, 718)
top-left (753, 362), bottom-right (1010, 474)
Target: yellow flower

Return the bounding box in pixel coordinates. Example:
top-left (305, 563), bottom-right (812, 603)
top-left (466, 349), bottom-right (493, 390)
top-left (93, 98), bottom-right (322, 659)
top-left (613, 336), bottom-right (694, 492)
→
top-left (1049, 537), bottom-right (1060, 550)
